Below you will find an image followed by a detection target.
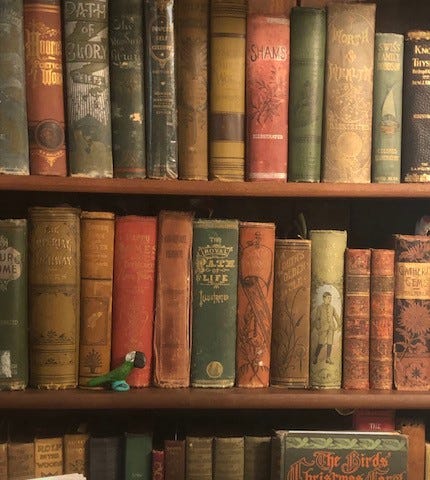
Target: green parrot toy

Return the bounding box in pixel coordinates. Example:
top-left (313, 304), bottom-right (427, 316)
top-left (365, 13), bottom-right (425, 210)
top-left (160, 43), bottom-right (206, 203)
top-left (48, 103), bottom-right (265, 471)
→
top-left (87, 351), bottom-right (146, 391)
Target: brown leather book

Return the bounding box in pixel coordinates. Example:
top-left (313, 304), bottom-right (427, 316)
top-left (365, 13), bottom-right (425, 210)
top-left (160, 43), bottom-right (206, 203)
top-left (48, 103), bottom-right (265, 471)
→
top-left (8, 442), bottom-right (35, 480)
top-left (0, 443), bottom-right (7, 479)
top-left (64, 433), bottom-right (89, 475)
top-left (165, 439), bottom-right (186, 480)
top-left (248, 0), bottom-right (296, 15)
top-left (398, 418), bottom-right (425, 480)
top-left (35, 437), bottom-right (63, 477)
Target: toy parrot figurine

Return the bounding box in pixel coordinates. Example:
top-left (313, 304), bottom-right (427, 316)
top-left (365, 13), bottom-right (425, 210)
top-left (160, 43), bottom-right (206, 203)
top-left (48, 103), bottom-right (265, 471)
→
top-left (87, 351), bottom-right (146, 391)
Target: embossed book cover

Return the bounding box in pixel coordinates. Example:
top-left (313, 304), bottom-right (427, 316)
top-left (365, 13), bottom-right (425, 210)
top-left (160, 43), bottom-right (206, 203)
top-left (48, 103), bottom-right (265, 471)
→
top-left (186, 437), bottom-right (212, 480)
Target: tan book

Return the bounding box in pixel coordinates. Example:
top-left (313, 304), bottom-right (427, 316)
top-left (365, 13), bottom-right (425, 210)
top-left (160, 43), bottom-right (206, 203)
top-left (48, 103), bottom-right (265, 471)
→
top-left (248, 0), bottom-right (296, 15)
top-left (64, 434), bottom-right (89, 476)
top-left (0, 443), bottom-right (7, 479)
top-left (34, 437), bottom-right (63, 477)
top-left (398, 418), bottom-right (425, 480)
top-left (8, 442), bottom-right (35, 480)
top-left (426, 443), bottom-right (430, 480)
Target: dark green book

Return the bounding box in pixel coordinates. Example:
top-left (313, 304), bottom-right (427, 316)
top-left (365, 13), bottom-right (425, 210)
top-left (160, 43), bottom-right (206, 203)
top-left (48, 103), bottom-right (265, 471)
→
top-left (213, 437), bottom-right (244, 480)
top-left (288, 7), bottom-right (326, 182)
top-left (89, 437), bottom-right (122, 480)
top-left (190, 219), bottom-right (239, 387)
top-left (110, 0), bottom-right (146, 178)
top-left (186, 437), bottom-right (212, 480)
top-left (244, 436), bottom-right (271, 480)
top-left (0, 220), bottom-right (28, 391)
top-left (125, 433), bottom-right (152, 480)
top-left (372, 33), bottom-right (403, 183)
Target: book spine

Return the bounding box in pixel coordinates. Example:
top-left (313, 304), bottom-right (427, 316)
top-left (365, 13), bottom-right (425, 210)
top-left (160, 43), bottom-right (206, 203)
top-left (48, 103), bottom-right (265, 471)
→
top-left (176, 0), bottom-right (209, 180)
top-left (63, 0), bottom-right (113, 177)
top-left (394, 234), bottom-right (430, 390)
top-left (244, 436), bottom-right (271, 480)
top-left (109, 0), bottom-right (146, 178)
top-left (186, 437), bottom-right (213, 480)
top-left (153, 211), bottom-right (193, 387)
top-left (288, 7), bottom-right (326, 182)
top-left (29, 206), bottom-right (80, 389)
top-left (213, 437), bottom-right (244, 480)
top-left (7, 442), bottom-right (35, 480)
top-left (309, 230), bottom-right (347, 388)
top-left (165, 439), bottom-right (186, 480)
top-left (152, 449), bottom-right (165, 480)
top-left (144, 0), bottom-right (178, 179)
top-left (370, 249), bottom-right (394, 390)
top-left (24, 0), bottom-right (67, 176)
top-left (89, 437), bottom-right (123, 480)
top-left (236, 222), bottom-right (275, 387)
top-left (322, 3), bottom-right (375, 183)
top-left (371, 33), bottom-right (403, 183)
top-left (209, 0), bottom-right (246, 181)
top-left (353, 409), bottom-right (396, 431)
top-left (0, 444), bottom-right (6, 480)
top-left (34, 437), bottom-right (63, 477)
top-left (270, 432), bottom-right (285, 480)
top-left (246, 14), bottom-right (289, 181)
top-left (191, 219), bottom-right (239, 387)
top-left (111, 216), bottom-right (157, 387)
top-left (398, 418), bottom-right (426, 480)
top-left (270, 239), bottom-right (311, 388)
top-left (125, 433), bottom-right (152, 480)
top-left (0, 0), bottom-right (29, 175)
top-left (64, 433), bottom-right (89, 475)
top-left (247, 0), bottom-right (296, 16)
top-left (342, 248), bottom-right (371, 390)
top-left (0, 220), bottom-right (28, 391)
top-left (79, 211), bottom-right (115, 387)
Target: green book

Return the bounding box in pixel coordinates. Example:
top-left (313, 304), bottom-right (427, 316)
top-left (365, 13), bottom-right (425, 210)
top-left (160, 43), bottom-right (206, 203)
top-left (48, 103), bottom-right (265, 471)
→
top-left (244, 436), bottom-right (271, 480)
top-left (186, 437), bottom-right (212, 480)
top-left (125, 433), bottom-right (152, 480)
top-left (190, 219), bottom-right (239, 387)
top-left (214, 437), bottom-right (244, 480)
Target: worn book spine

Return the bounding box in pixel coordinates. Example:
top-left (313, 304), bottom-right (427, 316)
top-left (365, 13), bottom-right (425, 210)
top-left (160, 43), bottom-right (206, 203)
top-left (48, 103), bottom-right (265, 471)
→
top-left (144, 0), bottom-right (178, 179)
top-left (0, 444), bottom-right (7, 480)
top-left (63, 0), bottom-right (113, 177)
top-left (270, 239), bottom-right (311, 388)
top-left (165, 439), bottom-right (186, 480)
top-left (236, 222), bottom-right (275, 387)
top-left (0, 0), bottom-right (29, 175)
top-left (309, 230), bottom-right (347, 389)
top-left (394, 235), bottom-right (430, 390)
top-left (152, 449), bottom-right (165, 480)
top-left (29, 206), bottom-right (80, 389)
top-left (186, 437), bottom-right (213, 480)
top-left (209, 0), bottom-right (246, 181)
top-left (244, 436), bottom-right (271, 480)
top-left (153, 210), bottom-right (193, 387)
top-left (214, 437), bottom-right (244, 480)
top-left (370, 249), bottom-right (394, 390)
top-left (353, 409), bottom-right (396, 431)
top-left (111, 216), bottom-right (157, 387)
top-left (79, 211), bottom-right (114, 387)
top-left (24, 0), bottom-right (67, 176)
top-left (191, 219), bottom-right (239, 387)
top-left (288, 7), bottom-right (326, 182)
top-left (372, 33), bottom-right (403, 183)
top-left (426, 443), bottom-right (430, 480)
top-left (35, 437), bottom-right (63, 477)
top-left (89, 437), bottom-right (122, 480)
top-left (0, 220), bottom-right (27, 391)
top-left (64, 433), bottom-right (89, 475)
top-left (125, 433), bottom-right (152, 480)
top-left (247, 0), bottom-right (296, 16)
top-left (8, 442), bottom-right (35, 480)
top-left (322, 3), bottom-right (376, 183)
top-left (110, 0), bottom-right (146, 178)
top-left (398, 418), bottom-right (426, 480)
top-left (176, 0), bottom-right (208, 180)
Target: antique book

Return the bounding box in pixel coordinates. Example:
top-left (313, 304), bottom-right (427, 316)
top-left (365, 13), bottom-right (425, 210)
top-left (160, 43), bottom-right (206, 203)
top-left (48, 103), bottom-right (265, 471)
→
top-left (176, 0), bottom-right (209, 180)
top-left (322, 3), bottom-right (376, 183)
top-left (64, 433), bottom-right (89, 475)
top-left (125, 433), bottom-right (152, 480)
top-left (165, 439), bottom-right (186, 480)
top-left (402, 31), bottom-right (430, 182)
top-left (191, 219), bottom-right (239, 387)
top-left (244, 436), bottom-right (271, 480)
top-left (79, 211), bottom-right (115, 387)
top-left (89, 437), bottom-right (122, 480)
top-left (353, 409), bottom-right (396, 431)
top-left (300, 0), bottom-right (366, 5)
top-left (111, 216), bottom-right (157, 387)
top-left (153, 211), bottom-right (193, 387)
top-left (236, 222), bottom-right (275, 387)
top-left (370, 249), bottom-right (394, 390)
top-left (0, 443), bottom-right (6, 480)
top-left (213, 437), bottom-right (244, 480)
top-left (246, 13), bottom-right (289, 181)
top-left (186, 437), bottom-right (212, 480)
top-left (398, 418), bottom-right (426, 480)
top-left (0, 0), bottom-right (29, 175)
top-left (343, 248), bottom-right (371, 390)
top-left (0, 220), bottom-right (28, 391)
top-left (288, 7), bottom-right (326, 182)
top-left (8, 442), bottom-right (35, 480)
top-left (110, 0), bottom-right (146, 178)
top-left (309, 230), bottom-right (347, 389)
top-left (372, 33), bottom-right (403, 183)
top-left (247, 0), bottom-right (296, 15)
top-left (24, 0), bottom-right (66, 176)
top-left (393, 235), bottom-right (430, 390)
top-left (152, 449), bottom-right (164, 480)
top-left (35, 437), bottom-right (63, 477)
top-left (270, 239), bottom-right (311, 388)
top-left (29, 206), bottom-right (80, 389)
top-left (63, 0), bottom-right (113, 177)
top-left (209, 0), bottom-right (246, 181)
top-left (426, 443), bottom-right (430, 480)
top-left (144, 0), bottom-right (178, 179)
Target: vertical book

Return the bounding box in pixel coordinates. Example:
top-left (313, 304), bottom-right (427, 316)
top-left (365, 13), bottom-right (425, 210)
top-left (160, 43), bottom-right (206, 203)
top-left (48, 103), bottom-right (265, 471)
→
top-left (186, 437), bottom-right (212, 480)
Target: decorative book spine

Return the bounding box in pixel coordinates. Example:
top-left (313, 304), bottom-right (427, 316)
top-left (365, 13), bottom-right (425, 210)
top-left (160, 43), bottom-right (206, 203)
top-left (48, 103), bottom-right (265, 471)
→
top-left (34, 437), bottom-right (63, 477)
top-left (29, 206), bottom-right (80, 389)
top-left (322, 3), bottom-right (376, 183)
top-left (125, 433), bottom-right (152, 480)
top-left (209, 0), bottom-right (246, 181)
top-left (0, 444), bottom-right (6, 480)
top-left (24, 0), bottom-right (66, 176)
top-left (109, 0), bottom-right (146, 178)
top-left (144, 0), bottom-right (178, 179)
top-left (152, 449), bottom-right (164, 480)
top-left (244, 436), bottom-right (271, 480)
top-left (402, 31), bottom-right (430, 182)
top-left (370, 249), bottom-right (394, 390)
top-left (270, 239), bottom-right (311, 388)
top-left (236, 222), bottom-right (275, 387)
top-left (89, 437), bottom-right (122, 480)
top-left (0, 0), bottom-right (29, 175)
top-left (213, 437), bottom-right (244, 480)
top-left (191, 219), bottom-right (239, 387)
top-left (288, 7), bottom-right (326, 182)
top-left (79, 211), bottom-right (114, 387)
top-left (186, 437), bottom-right (213, 480)
top-left (342, 248), bottom-right (371, 390)
top-left (64, 433), bottom-right (89, 475)
top-left (153, 211), bottom-right (193, 387)
top-left (111, 216), bottom-right (157, 387)
top-left (0, 220), bottom-right (27, 391)
top-left (63, 0), bottom-right (113, 177)
top-left (8, 442), bottom-right (35, 480)
top-left (165, 440), bottom-right (186, 480)
top-left (394, 235), bottom-right (430, 390)
top-left (309, 230), bottom-right (347, 389)
top-left (353, 409), bottom-right (395, 431)
top-left (372, 33), bottom-right (403, 183)
top-left (176, 0), bottom-right (208, 180)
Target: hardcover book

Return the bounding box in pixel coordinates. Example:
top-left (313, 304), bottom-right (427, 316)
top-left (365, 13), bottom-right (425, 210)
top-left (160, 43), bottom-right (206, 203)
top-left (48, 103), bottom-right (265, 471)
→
top-left (353, 409), bottom-right (396, 432)
top-left (165, 439), bottom-right (186, 480)
top-left (35, 437), bottom-right (63, 477)
top-left (398, 418), bottom-right (425, 480)
top-left (186, 437), bottom-right (212, 480)
top-left (89, 437), bottom-right (122, 480)
top-left (125, 433), bottom-right (152, 480)
top-left (213, 437), bottom-right (244, 480)
top-left (0, 444), bottom-right (6, 480)
top-left (64, 433), bottom-right (89, 475)
top-left (247, 0), bottom-right (296, 15)
top-left (244, 436), bottom-right (271, 480)
top-left (8, 442), bottom-right (35, 480)
top-left (152, 449), bottom-right (164, 480)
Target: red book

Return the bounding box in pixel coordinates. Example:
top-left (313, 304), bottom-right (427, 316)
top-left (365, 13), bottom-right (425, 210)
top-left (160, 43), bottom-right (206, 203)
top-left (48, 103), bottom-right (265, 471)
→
top-left (152, 449), bottom-right (164, 480)
top-left (111, 216), bottom-right (157, 387)
top-left (353, 409), bottom-right (396, 431)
